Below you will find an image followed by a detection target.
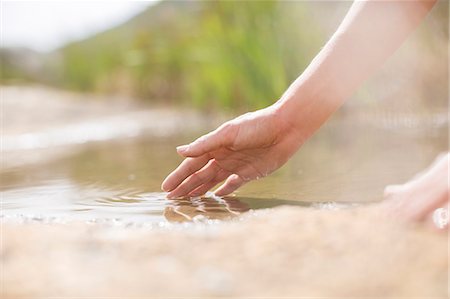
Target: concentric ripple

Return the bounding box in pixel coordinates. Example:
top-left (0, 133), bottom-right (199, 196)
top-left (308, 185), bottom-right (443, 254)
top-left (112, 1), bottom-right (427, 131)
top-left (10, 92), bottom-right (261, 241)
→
top-left (1, 179), bottom-right (324, 226)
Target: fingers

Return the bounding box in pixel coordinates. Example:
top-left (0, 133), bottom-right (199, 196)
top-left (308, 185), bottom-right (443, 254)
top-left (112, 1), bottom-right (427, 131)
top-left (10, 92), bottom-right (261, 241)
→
top-left (167, 160), bottom-right (221, 199)
top-left (161, 154), bottom-right (210, 192)
top-left (177, 124), bottom-right (235, 158)
top-left (214, 174), bottom-right (246, 196)
top-left (213, 164), bottom-right (261, 196)
top-left (188, 170), bottom-right (231, 197)
top-left (167, 166), bottom-right (248, 198)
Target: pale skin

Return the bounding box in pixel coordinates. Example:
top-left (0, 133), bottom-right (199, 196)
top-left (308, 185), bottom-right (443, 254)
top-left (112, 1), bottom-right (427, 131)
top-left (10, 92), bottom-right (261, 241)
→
top-left (162, 0), bottom-right (448, 225)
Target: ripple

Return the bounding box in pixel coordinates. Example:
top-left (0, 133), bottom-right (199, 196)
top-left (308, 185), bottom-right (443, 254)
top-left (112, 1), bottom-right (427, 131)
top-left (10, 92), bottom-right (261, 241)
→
top-left (0, 179), bottom-right (340, 226)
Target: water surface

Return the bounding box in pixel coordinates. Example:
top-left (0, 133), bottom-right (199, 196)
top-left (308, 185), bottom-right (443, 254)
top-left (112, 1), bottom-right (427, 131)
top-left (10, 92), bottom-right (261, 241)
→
top-left (1, 108), bottom-right (447, 225)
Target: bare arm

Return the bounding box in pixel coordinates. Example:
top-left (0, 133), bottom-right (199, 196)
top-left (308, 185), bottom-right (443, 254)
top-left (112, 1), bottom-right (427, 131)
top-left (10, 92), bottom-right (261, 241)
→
top-left (162, 0), bottom-right (437, 198)
top-left (276, 0), bottom-right (437, 140)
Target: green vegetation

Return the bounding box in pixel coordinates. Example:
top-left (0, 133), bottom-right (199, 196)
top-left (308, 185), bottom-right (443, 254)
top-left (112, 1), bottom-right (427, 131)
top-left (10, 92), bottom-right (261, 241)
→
top-left (58, 1), bottom-right (322, 110)
top-left (0, 1), bottom-right (323, 110)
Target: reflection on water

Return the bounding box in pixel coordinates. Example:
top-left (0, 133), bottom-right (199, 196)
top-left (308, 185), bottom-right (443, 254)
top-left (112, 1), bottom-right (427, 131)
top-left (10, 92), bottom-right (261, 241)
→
top-left (0, 178), bottom-right (317, 225)
top-left (164, 196), bottom-right (251, 222)
top-left (1, 110), bottom-right (447, 225)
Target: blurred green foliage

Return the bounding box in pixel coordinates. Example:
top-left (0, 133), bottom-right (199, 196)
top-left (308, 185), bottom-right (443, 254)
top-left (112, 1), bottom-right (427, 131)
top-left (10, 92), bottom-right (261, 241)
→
top-left (58, 0), bottom-right (322, 110)
top-left (0, 1), bottom-right (322, 110)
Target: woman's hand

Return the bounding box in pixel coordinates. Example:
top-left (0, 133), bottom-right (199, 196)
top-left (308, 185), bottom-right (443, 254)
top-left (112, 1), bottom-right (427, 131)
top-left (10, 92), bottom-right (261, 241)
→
top-left (161, 105), bottom-right (303, 198)
top-left (161, 0), bottom-right (437, 199)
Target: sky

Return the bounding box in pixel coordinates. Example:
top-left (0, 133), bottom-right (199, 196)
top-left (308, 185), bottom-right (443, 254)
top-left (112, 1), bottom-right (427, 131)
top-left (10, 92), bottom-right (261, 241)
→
top-left (1, 1), bottom-right (154, 52)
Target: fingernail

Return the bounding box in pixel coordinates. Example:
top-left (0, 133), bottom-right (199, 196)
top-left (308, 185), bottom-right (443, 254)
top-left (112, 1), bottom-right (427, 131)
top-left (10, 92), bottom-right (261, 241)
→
top-left (176, 145), bottom-right (189, 152)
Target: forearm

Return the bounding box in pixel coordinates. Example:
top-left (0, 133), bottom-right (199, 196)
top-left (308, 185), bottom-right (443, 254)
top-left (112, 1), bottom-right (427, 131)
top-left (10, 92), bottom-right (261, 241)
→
top-left (275, 0), bottom-right (436, 141)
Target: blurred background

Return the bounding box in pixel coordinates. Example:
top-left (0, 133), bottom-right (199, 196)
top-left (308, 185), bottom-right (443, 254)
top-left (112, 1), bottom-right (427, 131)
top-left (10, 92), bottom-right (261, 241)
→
top-left (1, 1), bottom-right (448, 223)
top-left (2, 0), bottom-right (447, 111)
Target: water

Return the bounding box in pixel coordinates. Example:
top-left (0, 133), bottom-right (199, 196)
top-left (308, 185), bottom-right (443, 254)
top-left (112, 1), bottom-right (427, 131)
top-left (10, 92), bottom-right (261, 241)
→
top-left (1, 179), bottom-right (317, 225)
top-left (1, 103), bottom-right (447, 225)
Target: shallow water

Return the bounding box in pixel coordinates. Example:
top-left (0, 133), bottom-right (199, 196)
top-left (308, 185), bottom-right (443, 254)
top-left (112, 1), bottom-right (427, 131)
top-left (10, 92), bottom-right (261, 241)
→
top-left (1, 105), bottom-right (447, 225)
top-left (1, 179), bottom-right (320, 225)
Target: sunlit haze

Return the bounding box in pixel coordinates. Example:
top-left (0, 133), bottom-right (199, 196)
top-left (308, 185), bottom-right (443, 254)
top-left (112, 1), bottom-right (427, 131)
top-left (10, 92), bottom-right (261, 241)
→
top-left (1, 1), bottom-right (154, 52)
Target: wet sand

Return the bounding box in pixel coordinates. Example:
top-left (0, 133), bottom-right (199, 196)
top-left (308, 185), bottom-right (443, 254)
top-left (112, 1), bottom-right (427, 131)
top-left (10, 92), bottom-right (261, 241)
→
top-left (2, 206), bottom-right (447, 298)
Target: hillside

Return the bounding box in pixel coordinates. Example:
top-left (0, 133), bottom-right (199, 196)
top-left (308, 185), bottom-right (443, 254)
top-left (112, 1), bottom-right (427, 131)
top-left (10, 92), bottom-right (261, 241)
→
top-left (53, 0), bottom-right (322, 110)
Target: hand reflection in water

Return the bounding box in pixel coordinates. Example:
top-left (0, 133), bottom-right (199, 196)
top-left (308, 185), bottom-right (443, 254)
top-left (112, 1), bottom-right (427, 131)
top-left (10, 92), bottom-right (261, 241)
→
top-left (164, 196), bottom-right (250, 223)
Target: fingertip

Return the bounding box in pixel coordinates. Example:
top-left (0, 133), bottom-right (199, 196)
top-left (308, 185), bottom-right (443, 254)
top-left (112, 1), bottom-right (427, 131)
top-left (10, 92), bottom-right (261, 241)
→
top-left (166, 187), bottom-right (181, 199)
top-left (214, 185), bottom-right (233, 197)
top-left (177, 131), bottom-right (222, 157)
top-left (214, 174), bottom-right (243, 196)
top-left (176, 144), bottom-right (188, 151)
top-left (161, 181), bottom-right (170, 192)
top-left (177, 146), bottom-right (200, 158)
top-left (214, 188), bottom-right (234, 197)
top-left (188, 191), bottom-right (204, 198)
top-left (161, 177), bottom-right (175, 192)
top-left (213, 190), bottom-right (228, 197)
top-left (176, 144), bottom-right (189, 155)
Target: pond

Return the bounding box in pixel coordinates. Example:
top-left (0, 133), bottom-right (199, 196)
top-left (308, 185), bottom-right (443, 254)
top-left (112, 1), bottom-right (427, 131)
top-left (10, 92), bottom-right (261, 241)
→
top-left (1, 97), bottom-right (447, 226)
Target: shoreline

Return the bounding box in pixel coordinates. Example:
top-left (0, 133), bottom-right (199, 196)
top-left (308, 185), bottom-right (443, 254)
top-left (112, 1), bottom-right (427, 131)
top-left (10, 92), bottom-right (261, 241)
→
top-left (1, 205), bottom-right (447, 297)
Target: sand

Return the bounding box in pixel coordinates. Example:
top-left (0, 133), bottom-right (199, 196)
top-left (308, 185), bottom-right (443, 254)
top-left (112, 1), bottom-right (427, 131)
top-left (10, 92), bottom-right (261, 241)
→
top-left (1, 205), bottom-right (447, 298)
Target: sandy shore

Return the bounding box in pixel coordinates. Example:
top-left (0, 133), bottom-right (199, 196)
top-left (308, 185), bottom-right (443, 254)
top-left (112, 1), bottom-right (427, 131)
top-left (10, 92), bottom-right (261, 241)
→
top-left (2, 206), bottom-right (447, 298)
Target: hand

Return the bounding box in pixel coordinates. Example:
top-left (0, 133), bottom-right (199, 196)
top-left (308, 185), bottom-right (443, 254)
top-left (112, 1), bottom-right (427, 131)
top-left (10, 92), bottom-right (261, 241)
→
top-left (382, 152), bottom-right (449, 228)
top-left (161, 105), bottom-right (303, 198)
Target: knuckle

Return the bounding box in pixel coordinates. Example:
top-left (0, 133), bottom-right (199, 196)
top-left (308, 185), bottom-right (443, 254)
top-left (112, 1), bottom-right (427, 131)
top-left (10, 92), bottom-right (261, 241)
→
top-left (183, 158), bottom-right (196, 172)
top-left (219, 121), bottom-right (233, 131)
top-left (218, 122), bottom-right (236, 138)
top-left (209, 160), bottom-right (221, 171)
top-left (185, 164), bottom-right (195, 174)
top-left (196, 134), bottom-right (208, 143)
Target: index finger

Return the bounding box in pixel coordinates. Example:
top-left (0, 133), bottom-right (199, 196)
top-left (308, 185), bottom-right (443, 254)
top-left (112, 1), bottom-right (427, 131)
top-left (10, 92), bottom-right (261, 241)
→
top-left (176, 123), bottom-right (236, 157)
top-left (161, 154), bottom-right (211, 192)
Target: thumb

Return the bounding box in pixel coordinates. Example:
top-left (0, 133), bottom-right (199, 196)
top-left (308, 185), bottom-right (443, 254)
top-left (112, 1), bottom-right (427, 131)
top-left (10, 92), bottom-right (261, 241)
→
top-left (177, 125), bottom-right (233, 157)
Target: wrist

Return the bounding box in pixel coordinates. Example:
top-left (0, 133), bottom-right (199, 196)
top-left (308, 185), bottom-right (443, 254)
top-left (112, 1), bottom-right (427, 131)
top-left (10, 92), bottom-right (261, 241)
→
top-left (272, 78), bottom-right (344, 143)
